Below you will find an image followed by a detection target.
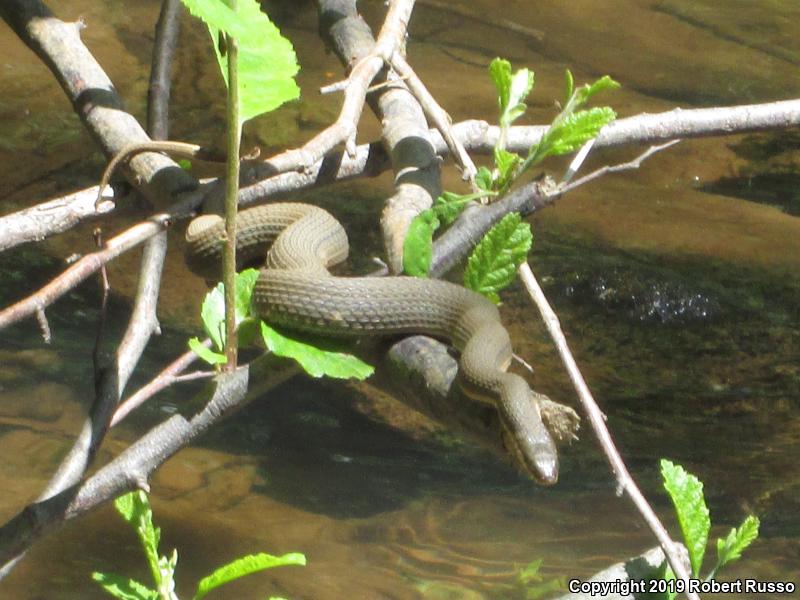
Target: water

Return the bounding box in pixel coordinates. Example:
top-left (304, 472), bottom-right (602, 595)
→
top-left (1, 1), bottom-right (799, 598)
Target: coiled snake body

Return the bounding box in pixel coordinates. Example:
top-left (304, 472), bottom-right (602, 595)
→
top-left (185, 203), bottom-right (558, 484)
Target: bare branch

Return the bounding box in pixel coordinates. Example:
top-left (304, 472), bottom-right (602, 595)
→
top-left (261, 0), bottom-right (416, 174)
top-left (0, 213), bottom-right (175, 330)
top-left (318, 0), bottom-right (441, 273)
top-left (518, 264), bottom-right (699, 600)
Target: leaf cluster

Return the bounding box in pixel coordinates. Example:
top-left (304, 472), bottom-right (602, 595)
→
top-left (656, 460), bottom-right (760, 599)
top-left (93, 491), bottom-right (305, 600)
top-left (404, 58), bottom-right (618, 306)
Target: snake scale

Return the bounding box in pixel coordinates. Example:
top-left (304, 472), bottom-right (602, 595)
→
top-left (185, 203), bottom-right (558, 484)
top-left (96, 142), bottom-right (558, 483)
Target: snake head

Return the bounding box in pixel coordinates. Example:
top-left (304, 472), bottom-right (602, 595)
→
top-left (499, 388), bottom-right (559, 485)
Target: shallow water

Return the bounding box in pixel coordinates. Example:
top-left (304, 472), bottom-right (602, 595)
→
top-left (1, 1), bottom-right (799, 598)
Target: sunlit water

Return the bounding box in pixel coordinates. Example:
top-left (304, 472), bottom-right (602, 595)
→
top-left (0, 1), bottom-right (798, 598)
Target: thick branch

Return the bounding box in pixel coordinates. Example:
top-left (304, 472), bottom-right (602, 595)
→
top-left (0, 0), bottom-right (199, 207)
top-left (4, 99), bottom-right (798, 252)
top-left (147, 0), bottom-right (182, 140)
top-left (318, 0), bottom-right (441, 273)
top-left (0, 366), bottom-right (250, 568)
top-left (258, 0), bottom-right (416, 174)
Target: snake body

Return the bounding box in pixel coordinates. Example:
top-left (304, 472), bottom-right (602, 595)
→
top-left (185, 203), bottom-right (558, 484)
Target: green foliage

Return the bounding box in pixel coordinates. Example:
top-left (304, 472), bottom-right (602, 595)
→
top-left (713, 515), bottom-right (760, 577)
top-left (402, 190), bottom-right (494, 277)
top-left (93, 491), bottom-right (173, 600)
top-left (516, 559), bottom-right (566, 599)
top-left (655, 460), bottom-right (760, 599)
top-left (464, 213), bottom-right (532, 303)
top-left (404, 59), bottom-right (617, 299)
top-left (188, 268), bottom-right (374, 380)
top-left (660, 459), bottom-right (710, 576)
top-left (91, 573), bottom-right (157, 600)
top-left (189, 268), bottom-right (261, 365)
top-left (260, 322), bottom-right (374, 380)
top-left (402, 208), bottom-right (440, 277)
top-left (194, 553), bottom-right (306, 600)
top-left (93, 491), bottom-right (305, 600)
top-left (522, 72), bottom-right (619, 170)
top-left (180, 0), bottom-right (300, 124)
top-left (489, 58), bottom-right (534, 132)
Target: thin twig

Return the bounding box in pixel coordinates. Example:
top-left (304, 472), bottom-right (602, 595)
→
top-left (388, 52), bottom-right (478, 184)
top-left (222, 22), bottom-right (241, 372)
top-left (562, 140), bottom-right (682, 194)
top-left (518, 264), bottom-right (697, 600)
top-left (111, 344), bottom-right (204, 427)
top-left (91, 228), bottom-right (110, 383)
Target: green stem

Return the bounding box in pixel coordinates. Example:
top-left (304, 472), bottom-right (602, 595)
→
top-left (223, 16), bottom-right (240, 372)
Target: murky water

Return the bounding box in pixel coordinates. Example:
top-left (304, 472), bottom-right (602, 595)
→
top-left (1, 1), bottom-right (799, 598)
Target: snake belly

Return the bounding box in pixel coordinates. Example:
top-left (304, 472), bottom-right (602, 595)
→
top-left (185, 202), bottom-right (558, 484)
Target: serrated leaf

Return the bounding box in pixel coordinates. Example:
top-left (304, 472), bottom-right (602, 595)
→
top-left (189, 337), bottom-right (227, 365)
top-left (660, 459), bottom-right (710, 576)
top-left (114, 492), bottom-right (162, 585)
top-left (260, 322), bottom-right (373, 380)
top-left (194, 552), bottom-right (305, 600)
top-left (403, 208), bottom-right (440, 277)
top-left (489, 58), bottom-right (513, 118)
top-left (180, 0), bottom-right (300, 124)
top-left (489, 58), bottom-right (533, 130)
top-left (716, 515), bottom-right (759, 570)
top-left (92, 572), bottom-right (158, 600)
top-left (575, 75), bottom-right (620, 104)
top-left (464, 213), bottom-right (532, 303)
top-left (475, 166), bottom-right (494, 192)
top-left (493, 147), bottom-right (521, 191)
top-left (545, 107), bottom-right (616, 156)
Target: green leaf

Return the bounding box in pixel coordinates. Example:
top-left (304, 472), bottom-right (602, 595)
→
top-left (545, 107), bottom-right (617, 156)
top-left (260, 322), bottom-right (374, 380)
top-left (716, 515), bottom-right (759, 570)
top-left (189, 337), bottom-right (227, 365)
top-left (92, 572), bottom-right (158, 600)
top-left (403, 208), bottom-right (440, 277)
top-left (235, 268), bottom-right (260, 318)
top-left (660, 459), bottom-right (710, 576)
top-left (433, 191), bottom-right (492, 225)
top-left (564, 69), bottom-right (574, 104)
top-left (489, 58), bottom-right (513, 119)
top-left (114, 492), bottom-right (163, 587)
top-left (200, 283), bottom-right (226, 351)
top-left (489, 58), bottom-right (533, 129)
top-left (475, 166), bottom-right (494, 192)
top-left (464, 213), bottom-right (532, 303)
top-left (493, 147), bottom-right (521, 191)
top-left (194, 552), bottom-right (305, 600)
top-left (199, 269), bottom-right (261, 351)
top-left (180, 0), bottom-right (300, 124)
top-left (575, 74), bottom-right (620, 104)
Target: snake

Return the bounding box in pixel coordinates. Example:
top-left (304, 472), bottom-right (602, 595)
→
top-left (96, 143), bottom-right (558, 483)
top-left (184, 203), bottom-right (559, 484)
